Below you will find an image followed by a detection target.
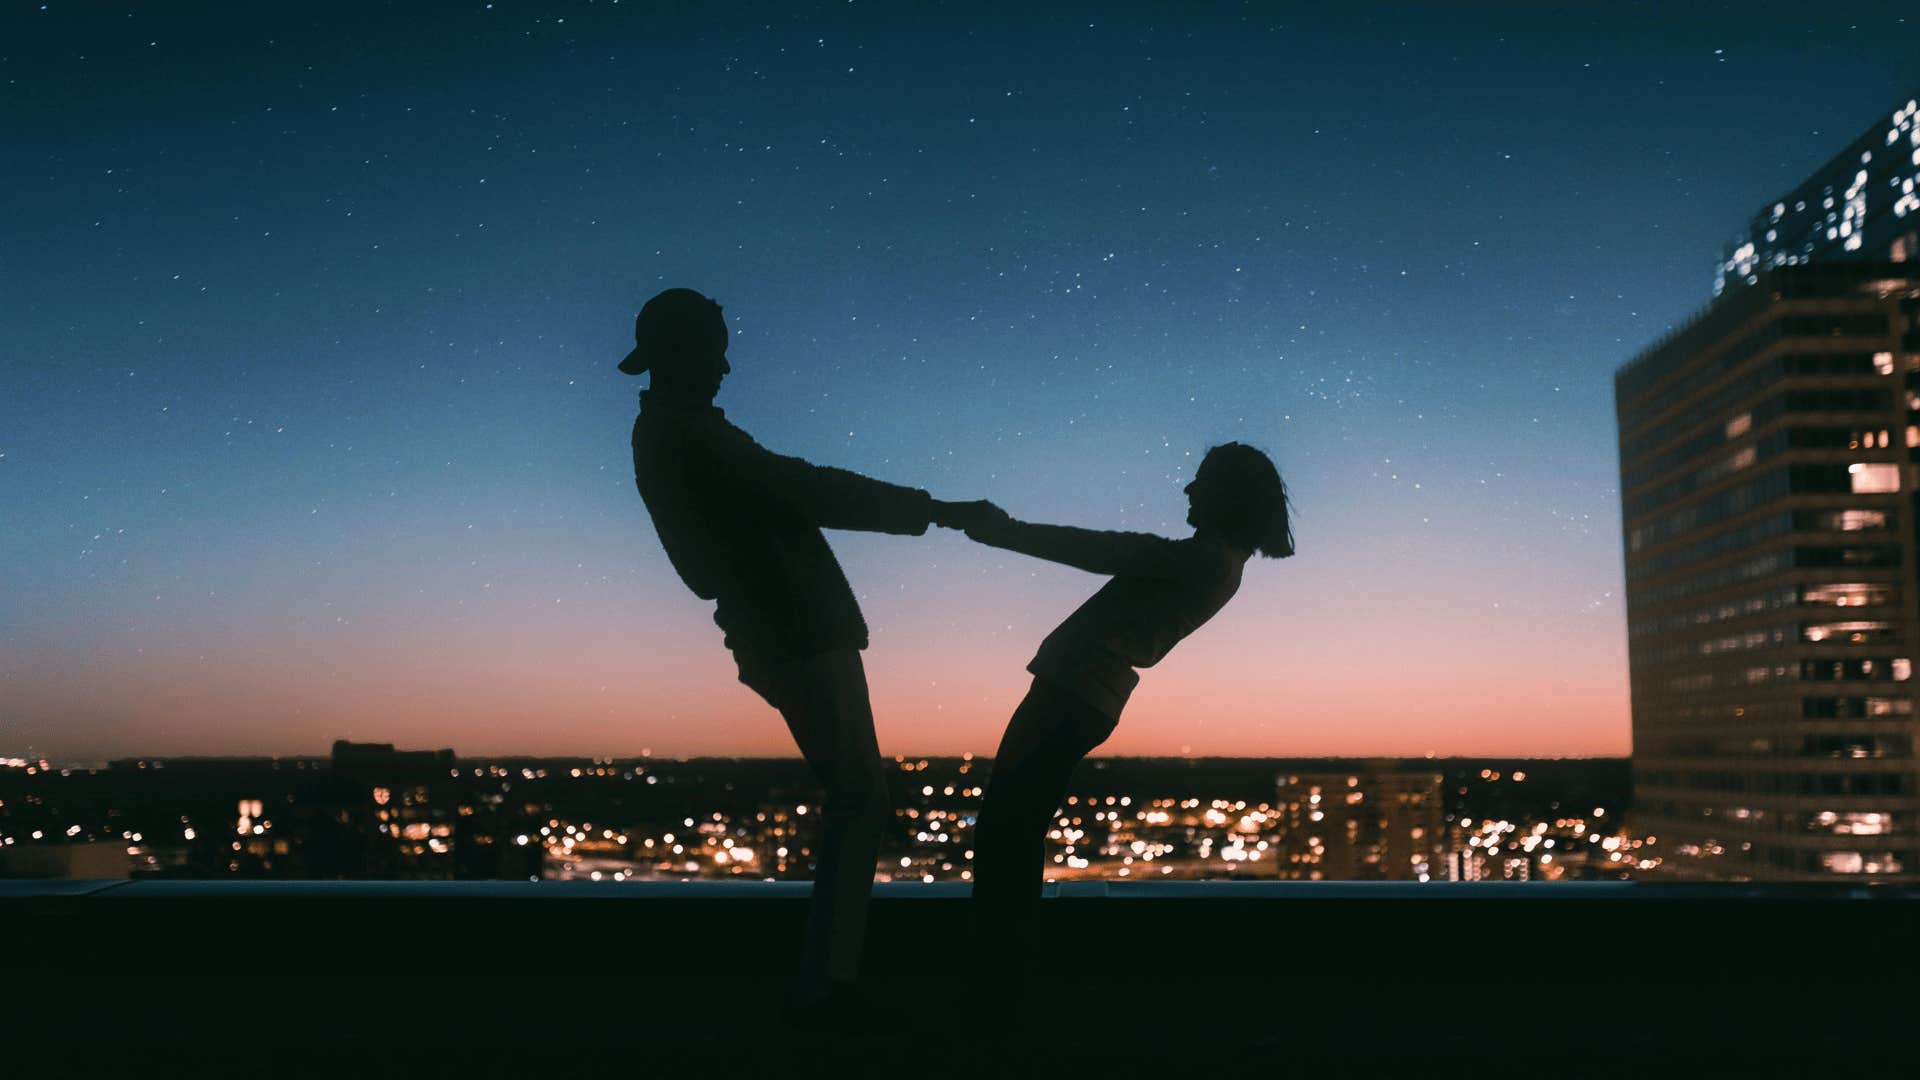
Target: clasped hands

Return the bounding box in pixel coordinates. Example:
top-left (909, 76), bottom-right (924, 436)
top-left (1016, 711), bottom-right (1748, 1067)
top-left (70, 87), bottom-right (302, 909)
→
top-left (930, 499), bottom-right (1012, 535)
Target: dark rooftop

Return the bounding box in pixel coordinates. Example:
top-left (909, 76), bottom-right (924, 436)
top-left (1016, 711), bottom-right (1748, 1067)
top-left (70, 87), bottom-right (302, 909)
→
top-left (7, 880), bottom-right (1914, 1078)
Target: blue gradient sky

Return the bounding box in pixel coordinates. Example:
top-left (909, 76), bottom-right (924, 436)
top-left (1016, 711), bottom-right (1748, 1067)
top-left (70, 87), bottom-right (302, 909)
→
top-left (5, 2), bottom-right (1919, 759)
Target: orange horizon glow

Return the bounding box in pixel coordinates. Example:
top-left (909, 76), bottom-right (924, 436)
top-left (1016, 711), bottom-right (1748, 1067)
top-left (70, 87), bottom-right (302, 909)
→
top-left (2, 541), bottom-right (1631, 761)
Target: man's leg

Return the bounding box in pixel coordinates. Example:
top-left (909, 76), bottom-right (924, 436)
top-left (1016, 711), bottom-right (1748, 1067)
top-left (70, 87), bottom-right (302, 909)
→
top-left (970, 679), bottom-right (1116, 990)
top-left (770, 649), bottom-right (890, 996)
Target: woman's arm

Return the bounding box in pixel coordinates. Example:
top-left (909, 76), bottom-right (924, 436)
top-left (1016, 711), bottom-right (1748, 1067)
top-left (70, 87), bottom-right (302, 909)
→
top-left (965, 516), bottom-right (1178, 577)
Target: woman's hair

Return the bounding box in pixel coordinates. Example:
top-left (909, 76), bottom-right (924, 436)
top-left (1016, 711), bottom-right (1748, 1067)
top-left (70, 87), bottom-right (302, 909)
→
top-left (1196, 442), bottom-right (1295, 558)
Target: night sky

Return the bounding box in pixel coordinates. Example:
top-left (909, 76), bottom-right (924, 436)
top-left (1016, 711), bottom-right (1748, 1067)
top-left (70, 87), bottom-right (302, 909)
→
top-left (6, 3), bottom-right (1919, 760)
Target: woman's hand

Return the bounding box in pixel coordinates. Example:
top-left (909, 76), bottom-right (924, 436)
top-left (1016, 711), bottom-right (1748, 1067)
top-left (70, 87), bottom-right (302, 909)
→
top-left (932, 499), bottom-right (1012, 533)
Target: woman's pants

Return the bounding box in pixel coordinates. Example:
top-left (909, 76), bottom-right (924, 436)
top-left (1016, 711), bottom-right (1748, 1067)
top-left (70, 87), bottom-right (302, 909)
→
top-left (970, 677), bottom-right (1118, 981)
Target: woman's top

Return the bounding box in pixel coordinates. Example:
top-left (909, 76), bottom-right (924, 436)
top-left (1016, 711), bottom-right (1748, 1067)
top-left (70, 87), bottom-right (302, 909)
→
top-left (965, 518), bottom-right (1246, 719)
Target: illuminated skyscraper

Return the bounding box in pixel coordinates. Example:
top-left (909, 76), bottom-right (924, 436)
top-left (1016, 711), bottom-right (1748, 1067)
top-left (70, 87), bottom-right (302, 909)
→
top-left (1716, 94), bottom-right (1920, 296)
top-left (1616, 262), bottom-right (1920, 881)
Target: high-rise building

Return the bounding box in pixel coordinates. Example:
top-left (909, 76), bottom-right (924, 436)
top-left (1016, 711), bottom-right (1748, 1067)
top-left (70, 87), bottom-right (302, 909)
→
top-left (1716, 95), bottom-right (1920, 296)
top-left (1616, 262), bottom-right (1920, 881)
top-left (1272, 765), bottom-right (1445, 881)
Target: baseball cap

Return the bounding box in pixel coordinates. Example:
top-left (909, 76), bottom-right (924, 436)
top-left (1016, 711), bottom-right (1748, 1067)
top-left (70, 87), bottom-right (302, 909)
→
top-left (619, 288), bottom-right (728, 375)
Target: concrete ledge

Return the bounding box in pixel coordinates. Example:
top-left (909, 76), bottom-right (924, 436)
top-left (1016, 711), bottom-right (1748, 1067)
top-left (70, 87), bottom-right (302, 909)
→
top-left (9, 877), bottom-right (1916, 900)
top-left (7, 880), bottom-right (1913, 1076)
top-left (7, 879), bottom-right (1914, 975)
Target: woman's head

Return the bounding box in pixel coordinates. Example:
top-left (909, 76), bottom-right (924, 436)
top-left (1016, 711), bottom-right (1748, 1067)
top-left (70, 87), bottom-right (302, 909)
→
top-left (1184, 443), bottom-right (1294, 558)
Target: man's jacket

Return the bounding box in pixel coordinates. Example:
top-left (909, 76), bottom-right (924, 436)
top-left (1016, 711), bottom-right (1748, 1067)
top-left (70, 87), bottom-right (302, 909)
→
top-left (632, 390), bottom-right (933, 678)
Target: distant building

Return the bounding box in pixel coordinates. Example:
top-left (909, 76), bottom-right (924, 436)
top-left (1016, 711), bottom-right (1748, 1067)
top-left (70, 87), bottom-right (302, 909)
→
top-left (452, 796), bottom-right (544, 882)
top-left (309, 740), bottom-right (459, 879)
top-left (1616, 263), bottom-right (1920, 881)
top-left (229, 796), bottom-right (295, 875)
top-left (1717, 94), bottom-right (1920, 296)
top-left (1272, 766), bottom-right (1445, 881)
top-left (0, 840), bottom-right (129, 879)
top-left (1448, 848), bottom-right (1531, 882)
top-left (755, 800), bottom-right (812, 880)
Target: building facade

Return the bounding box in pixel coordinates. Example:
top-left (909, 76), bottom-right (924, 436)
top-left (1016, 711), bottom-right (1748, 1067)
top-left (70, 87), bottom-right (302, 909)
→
top-left (1717, 96), bottom-right (1920, 296)
top-left (1272, 765), bottom-right (1445, 881)
top-left (308, 740), bottom-right (461, 878)
top-left (1617, 263), bottom-right (1920, 880)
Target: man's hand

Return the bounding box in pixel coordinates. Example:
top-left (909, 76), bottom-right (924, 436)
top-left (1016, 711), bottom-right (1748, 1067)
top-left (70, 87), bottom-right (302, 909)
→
top-left (931, 499), bottom-right (1011, 533)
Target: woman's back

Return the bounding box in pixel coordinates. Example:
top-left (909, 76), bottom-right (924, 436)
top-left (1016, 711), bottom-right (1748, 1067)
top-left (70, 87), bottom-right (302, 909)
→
top-left (967, 520), bottom-right (1247, 717)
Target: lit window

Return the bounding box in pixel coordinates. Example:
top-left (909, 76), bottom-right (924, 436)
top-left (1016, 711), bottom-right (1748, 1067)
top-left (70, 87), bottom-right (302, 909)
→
top-left (1822, 852), bottom-right (1866, 874)
top-left (1802, 621), bottom-right (1893, 643)
top-left (1848, 463), bottom-right (1900, 493)
top-left (1838, 509), bottom-right (1888, 531)
top-left (1814, 811), bottom-right (1892, 836)
top-left (1803, 583), bottom-right (1890, 607)
top-left (1821, 852), bottom-right (1905, 875)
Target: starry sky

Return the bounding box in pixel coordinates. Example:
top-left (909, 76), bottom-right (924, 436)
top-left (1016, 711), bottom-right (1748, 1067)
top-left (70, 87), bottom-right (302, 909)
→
top-left (5, 2), bottom-right (1919, 761)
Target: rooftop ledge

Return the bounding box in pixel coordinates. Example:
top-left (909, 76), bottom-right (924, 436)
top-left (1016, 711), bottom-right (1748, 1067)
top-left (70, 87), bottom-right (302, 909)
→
top-left (8, 879), bottom-right (1914, 976)
top-left (9, 881), bottom-right (1916, 1074)
top-left (6, 877), bottom-right (1919, 900)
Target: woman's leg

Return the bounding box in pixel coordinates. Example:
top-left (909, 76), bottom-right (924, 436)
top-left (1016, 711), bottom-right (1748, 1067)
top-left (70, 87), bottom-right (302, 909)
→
top-left (765, 649), bottom-right (890, 996)
top-left (971, 679), bottom-right (1117, 986)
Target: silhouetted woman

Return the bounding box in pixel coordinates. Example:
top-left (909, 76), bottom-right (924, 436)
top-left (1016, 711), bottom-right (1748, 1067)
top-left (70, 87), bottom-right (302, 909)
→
top-left (962, 442), bottom-right (1294, 999)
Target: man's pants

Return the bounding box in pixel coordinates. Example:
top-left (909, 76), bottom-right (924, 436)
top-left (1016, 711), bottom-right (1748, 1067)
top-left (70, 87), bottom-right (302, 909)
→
top-left (746, 649), bottom-right (890, 990)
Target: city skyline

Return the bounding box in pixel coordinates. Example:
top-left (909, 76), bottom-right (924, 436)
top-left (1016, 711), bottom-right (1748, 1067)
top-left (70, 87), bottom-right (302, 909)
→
top-left (0, 742), bottom-right (1637, 884)
top-left (8, 5), bottom-right (1920, 759)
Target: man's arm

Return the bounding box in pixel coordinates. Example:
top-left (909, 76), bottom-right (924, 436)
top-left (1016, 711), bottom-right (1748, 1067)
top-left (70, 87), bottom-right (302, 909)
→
top-left (707, 424), bottom-right (937, 535)
top-left (766, 450), bottom-right (936, 534)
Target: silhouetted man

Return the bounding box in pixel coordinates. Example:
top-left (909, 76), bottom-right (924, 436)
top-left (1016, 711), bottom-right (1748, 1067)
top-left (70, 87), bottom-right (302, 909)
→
top-left (622, 287), bottom-right (987, 1019)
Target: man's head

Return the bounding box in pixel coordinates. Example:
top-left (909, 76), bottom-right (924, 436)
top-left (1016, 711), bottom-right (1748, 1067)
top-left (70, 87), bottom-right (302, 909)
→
top-left (620, 288), bottom-right (731, 400)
